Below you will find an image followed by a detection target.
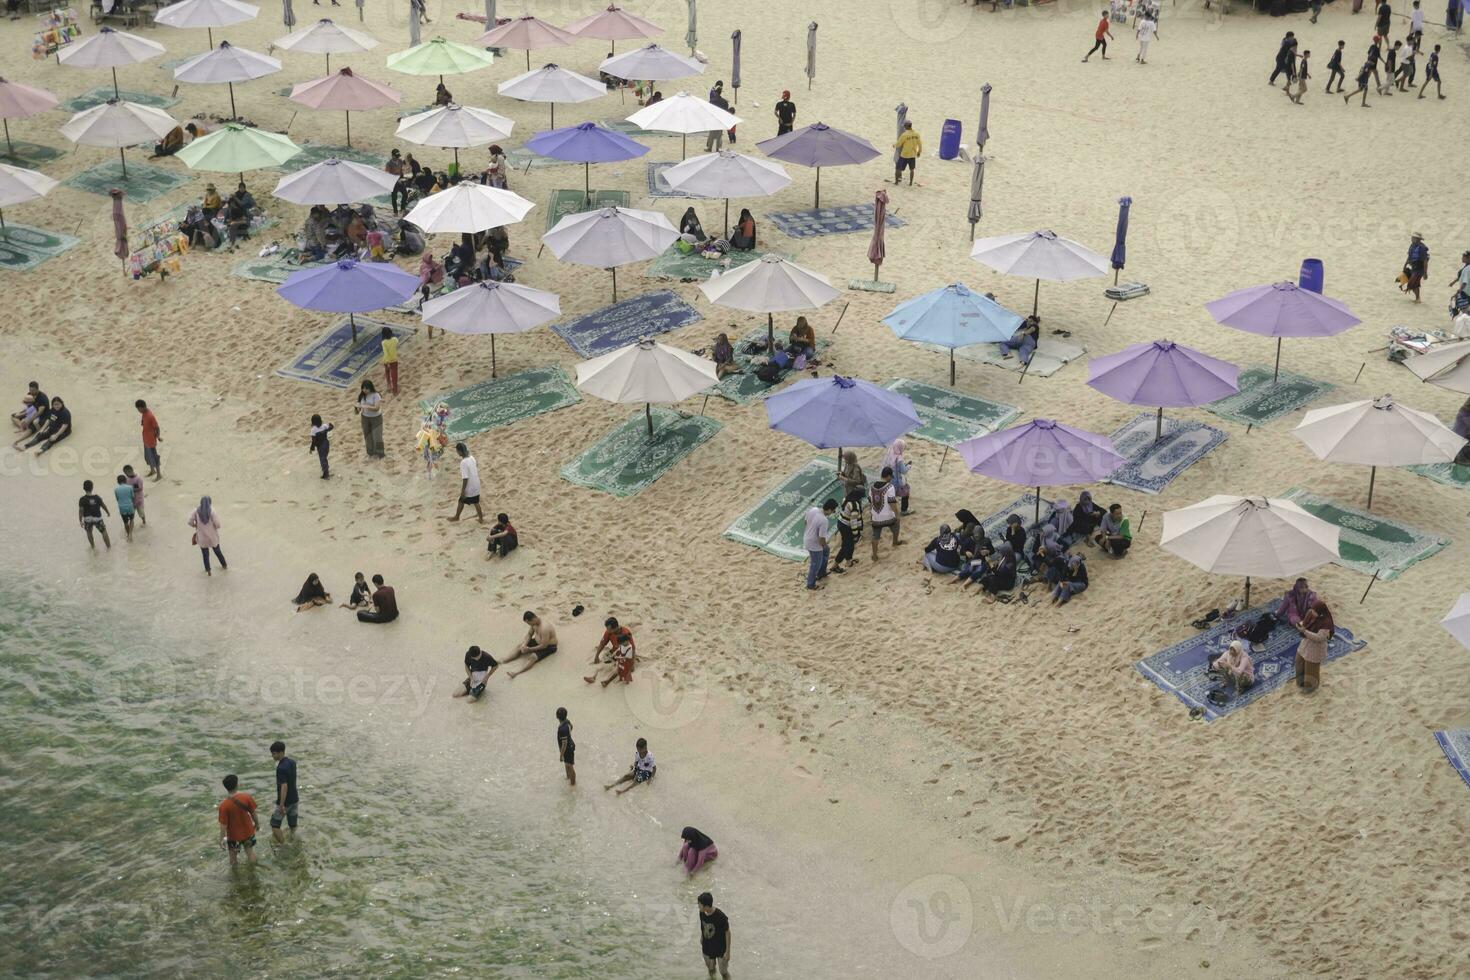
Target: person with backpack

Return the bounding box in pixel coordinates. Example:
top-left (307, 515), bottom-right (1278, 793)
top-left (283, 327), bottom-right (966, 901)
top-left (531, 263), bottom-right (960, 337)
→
top-left (868, 468), bottom-right (901, 561)
top-left (217, 774), bottom-right (259, 866)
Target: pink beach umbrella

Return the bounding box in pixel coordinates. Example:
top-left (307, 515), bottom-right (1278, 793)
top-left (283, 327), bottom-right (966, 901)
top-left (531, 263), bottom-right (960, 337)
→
top-left (0, 77), bottom-right (58, 158)
top-left (563, 5), bottom-right (661, 54)
top-left (289, 67), bottom-right (401, 146)
top-left (866, 187), bottom-right (888, 283)
top-left (475, 15), bottom-right (575, 71)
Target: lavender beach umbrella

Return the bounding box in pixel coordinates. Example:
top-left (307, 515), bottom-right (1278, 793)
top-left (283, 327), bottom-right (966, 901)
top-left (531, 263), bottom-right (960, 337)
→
top-left (1087, 339), bottom-right (1240, 439)
top-left (765, 375), bottom-right (920, 465)
top-left (957, 418), bottom-right (1125, 523)
top-left (277, 257), bottom-right (419, 341)
top-left (1205, 281), bottom-right (1361, 382)
top-left (524, 121), bottom-right (648, 198)
top-left (755, 121), bottom-right (878, 207)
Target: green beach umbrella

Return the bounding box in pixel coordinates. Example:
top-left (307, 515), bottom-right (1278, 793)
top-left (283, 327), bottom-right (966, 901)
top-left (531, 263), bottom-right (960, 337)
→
top-left (177, 122), bottom-right (300, 179)
top-left (386, 36), bottom-right (493, 85)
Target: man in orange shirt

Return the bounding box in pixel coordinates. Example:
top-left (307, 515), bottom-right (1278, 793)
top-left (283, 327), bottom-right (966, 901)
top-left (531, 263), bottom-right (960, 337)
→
top-left (135, 399), bottom-right (162, 480)
top-left (217, 774), bottom-right (259, 866)
top-left (1083, 10), bottom-right (1113, 62)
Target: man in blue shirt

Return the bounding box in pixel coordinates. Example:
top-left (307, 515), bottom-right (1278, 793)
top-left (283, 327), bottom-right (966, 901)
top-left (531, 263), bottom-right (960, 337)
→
top-left (269, 741), bottom-right (299, 843)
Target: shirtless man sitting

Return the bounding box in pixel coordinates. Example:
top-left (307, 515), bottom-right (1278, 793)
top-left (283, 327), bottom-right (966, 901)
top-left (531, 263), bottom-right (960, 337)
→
top-left (504, 610), bottom-right (558, 678)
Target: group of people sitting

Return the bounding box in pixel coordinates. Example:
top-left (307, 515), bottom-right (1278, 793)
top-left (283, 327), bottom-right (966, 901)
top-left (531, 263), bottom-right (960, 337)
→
top-left (9, 379), bottom-right (70, 454)
top-left (385, 144), bottom-right (512, 217)
top-left (1204, 577), bottom-right (1338, 699)
top-left (149, 120), bottom-right (209, 159)
top-left (177, 181), bottom-right (262, 251)
top-left (706, 317), bottom-right (819, 381)
top-left (298, 203), bottom-right (419, 263)
top-left (677, 206), bottom-right (758, 254)
top-left (292, 571), bottom-right (398, 624)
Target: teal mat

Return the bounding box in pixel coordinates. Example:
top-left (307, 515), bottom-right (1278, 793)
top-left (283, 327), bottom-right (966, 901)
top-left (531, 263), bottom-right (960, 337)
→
top-left (0, 141), bottom-right (63, 167)
top-left (544, 189), bottom-right (629, 232)
top-left (644, 243), bottom-right (783, 282)
top-left (276, 143), bottom-right (384, 173)
top-left (723, 457), bottom-right (843, 562)
top-left (1406, 461), bottom-right (1470, 490)
top-left (1281, 486), bottom-right (1449, 580)
top-left (1207, 367), bottom-right (1334, 427)
top-left (882, 378), bottom-right (1020, 448)
top-left (707, 327), bottom-right (827, 405)
top-left (505, 145), bottom-right (581, 170)
top-left (232, 247), bottom-right (331, 283)
top-left (63, 161), bottom-right (191, 203)
top-left (61, 87), bottom-right (180, 113)
top-left (606, 119), bottom-right (674, 139)
top-left (422, 366), bottom-right (581, 441)
top-left (0, 224), bottom-right (81, 271)
top-left (560, 408), bottom-right (721, 498)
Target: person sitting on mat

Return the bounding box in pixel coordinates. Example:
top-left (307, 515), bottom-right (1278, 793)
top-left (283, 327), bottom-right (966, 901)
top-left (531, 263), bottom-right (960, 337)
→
top-left (1050, 553), bottom-right (1089, 605)
top-left (710, 332), bottom-right (741, 377)
top-left (1002, 513), bottom-right (1028, 559)
top-left (1094, 503), bottom-right (1132, 557)
top-left (788, 317), bottom-right (817, 360)
top-left (1213, 640), bottom-right (1254, 695)
top-left (920, 523), bottom-right (965, 575)
top-left (996, 314), bottom-right (1040, 365)
top-left (979, 543), bottom-right (1018, 601)
top-left (1071, 491), bottom-right (1106, 540)
top-left (679, 207), bottom-right (708, 245)
top-left (730, 208), bottom-right (756, 250)
top-left (201, 183), bottom-right (223, 220)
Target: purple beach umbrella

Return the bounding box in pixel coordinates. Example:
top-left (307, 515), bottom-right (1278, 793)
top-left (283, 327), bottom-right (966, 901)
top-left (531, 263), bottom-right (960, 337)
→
top-left (957, 417), bottom-right (1125, 523)
top-left (1087, 339), bottom-right (1240, 439)
top-left (1205, 280), bottom-right (1361, 382)
top-left (525, 121), bottom-right (649, 198)
top-left (755, 121), bottom-right (879, 207)
top-left (277, 257), bottom-right (420, 341)
top-left (765, 375), bottom-right (920, 463)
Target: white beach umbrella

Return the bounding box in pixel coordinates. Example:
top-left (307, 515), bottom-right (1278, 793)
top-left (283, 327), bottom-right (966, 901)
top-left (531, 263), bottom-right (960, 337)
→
top-left (626, 92), bottom-right (739, 159)
top-left (0, 163), bottom-right (58, 228)
top-left (969, 228), bottom-right (1109, 315)
top-left (396, 103), bottom-right (512, 170)
top-left (496, 64), bottom-right (603, 129)
top-left (174, 41), bottom-right (281, 119)
top-left (274, 17), bottom-right (377, 72)
top-left (1293, 394), bottom-right (1466, 508)
top-left (59, 27), bottom-right (166, 98)
top-left (420, 279), bottom-right (560, 376)
top-left (700, 253), bottom-right (839, 348)
top-left (60, 99), bottom-right (177, 176)
top-left (1405, 339), bottom-right (1470, 394)
top-left (1161, 494), bottom-right (1340, 608)
top-left (1441, 593), bottom-right (1470, 652)
top-left (575, 337), bottom-right (717, 435)
top-left (542, 205), bottom-right (679, 300)
top-left (600, 43), bottom-right (703, 82)
top-left (404, 182), bottom-right (533, 233)
top-left (155, 0), bottom-right (260, 48)
top-left (272, 157), bottom-right (396, 205)
top-left (663, 150), bottom-right (788, 233)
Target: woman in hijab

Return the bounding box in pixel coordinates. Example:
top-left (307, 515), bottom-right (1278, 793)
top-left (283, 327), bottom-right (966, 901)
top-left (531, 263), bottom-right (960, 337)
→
top-left (187, 496), bottom-right (227, 576)
top-left (679, 207), bottom-right (707, 244)
top-left (920, 524), bottom-right (964, 575)
top-left (1276, 578), bottom-right (1318, 627)
top-left (838, 450), bottom-right (866, 499)
top-left (485, 145), bottom-right (508, 189)
top-left (711, 332), bottom-right (740, 377)
top-left (980, 543), bottom-right (1018, 601)
top-left (730, 208), bottom-right (756, 250)
top-left (1002, 513), bottom-right (1028, 557)
top-left (1050, 553), bottom-right (1088, 605)
top-left (1072, 491), bottom-right (1104, 539)
top-left (678, 827), bottom-right (718, 875)
top-left (832, 487), bottom-right (865, 574)
top-left (1214, 640), bottom-right (1254, 694)
top-left (1294, 599), bottom-right (1334, 692)
top-left (445, 237), bottom-right (477, 281)
top-left (882, 438), bottom-right (911, 515)
top-left (1047, 499), bottom-right (1074, 541)
top-left (293, 573), bottom-right (331, 612)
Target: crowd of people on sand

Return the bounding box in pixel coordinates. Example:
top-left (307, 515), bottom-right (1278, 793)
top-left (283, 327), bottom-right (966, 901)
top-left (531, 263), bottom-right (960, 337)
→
top-left (1268, 1), bottom-right (1449, 108)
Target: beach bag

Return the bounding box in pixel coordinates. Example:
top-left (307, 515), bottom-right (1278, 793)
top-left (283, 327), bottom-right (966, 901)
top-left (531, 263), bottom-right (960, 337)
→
top-left (1241, 613), bottom-right (1276, 645)
top-left (754, 360), bottom-right (782, 384)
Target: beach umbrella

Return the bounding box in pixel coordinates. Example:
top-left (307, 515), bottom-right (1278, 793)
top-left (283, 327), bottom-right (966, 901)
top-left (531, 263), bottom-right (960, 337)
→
top-left (969, 229), bottom-right (1109, 317)
top-left (1405, 339), bottom-right (1470, 394)
top-left (882, 282), bottom-right (1022, 387)
top-left (174, 41), bottom-right (281, 120)
top-left (155, 0), bottom-right (260, 49)
top-left (475, 16), bottom-right (575, 72)
top-left (59, 27), bottom-right (166, 98)
top-left (387, 37), bottom-right (495, 85)
top-left (957, 418), bottom-right (1125, 524)
top-left (1161, 495), bottom-right (1339, 608)
top-left (1293, 394), bottom-right (1466, 508)
top-left (177, 122), bottom-right (299, 180)
top-left (730, 29), bottom-right (741, 104)
top-left (627, 91), bottom-right (739, 160)
top-left (976, 82), bottom-right (991, 154)
top-left (0, 163), bottom-right (58, 229)
top-left (274, 18), bottom-right (378, 73)
top-left (1441, 593), bottom-right (1470, 652)
top-left (600, 44), bottom-right (703, 82)
top-left (564, 5), bottom-right (661, 54)
top-left (409, 6), bottom-right (420, 46)
top-left (701, 253), bottom-right (840, 349)
top-left (0, 78), bottom-right (59, 158)
top-left (1110, 196), bottom-right (1131, 276)
top-left (866, 188), bottom-right (889, 284)
top-left (892, 102), bottom-right (906, 168)
top-left (60, 99), bottom-right (177, 177)
top-left (395, 103), bottom-right (512, 171)
top-left (966, 154), bottom-right (985, 241)
top-left (282, 0), bottom-right (295, 29)
top-left (525, 121), bottom-right (648, 198)
top-left (497, 64), bottom-right (603, 130)
top-left (756, 122), bottom-right (879, 208)
top-left (403, 182), bottom-right (534, 233)
top-left (805, 21), bottom-right (816, 90)
top-left (576, 338), bottom-right (717, 436)
top-left (420, 279), bottom-right (559, 376)
top-left (662, 149), bottom-right (787, 234)
top-left (765, 376), bottom-right (920, 459)
top-left (541, 205), bottom-right (678, 300)
top-left (277, 257), bottom-right (419, 341)
top-left (110, 187), bottom-right (128, 261)
top-left (1205, 281), bottom-right (1361, 383)
top-left (272, 157), bottom-right (396, 205)
top-left (289, 67), bottom-right (401, 146)
top-left (1088, 340), bottom-right (1240, 439)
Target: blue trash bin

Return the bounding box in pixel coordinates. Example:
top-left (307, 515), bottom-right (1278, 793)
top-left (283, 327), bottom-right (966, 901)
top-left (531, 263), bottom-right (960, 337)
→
top-left (938, 119), bottom-right (962, 161)
top-left (1299, 258), bottom-right (1323, 294)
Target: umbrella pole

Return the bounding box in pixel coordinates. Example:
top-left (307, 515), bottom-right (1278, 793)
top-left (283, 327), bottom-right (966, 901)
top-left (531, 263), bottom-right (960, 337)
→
top-left (118, 147), bottom-right (127, 178)
top-left (453, 147), bottom-right (460, 173)
top-left (767, 312), bottom-right (774, 350)
top-left (611, 267), bottom-right (617, 301)
top-left (345, 111), bottom-right (351, 147)
top-left (1367, 466), bottom-right (1377, 510)
top-left (1032, 278), bottom-right (1039, 317)
top-left (1156, 406), bottom-right (1164, 441)
top-left (112, 67), bottom-right (119, 100)
top-left (551, 103), bottom-right (555, 129)
top-left (1103, 301), bottom-right (1119, 327)
top-left (814, 166), bottom-right (820, 208)
top-left (1017, 353), bottom-right (1032, 385)
top-left (949, 348), bottom-right (956, 387)
top-left (724, 199), bottom-right (729, 238)
top-left (645, 402), bottom-right (653, 437)
top-left (228, 82), bottom-right (237, 122)
top-left (526, 49), bottom-right (531, 72)
top-left (1244, 576), bottom-right (1251, 609)
top-left (326, 53), bottom-right (330, 74)
top-left (208, 27), bottom-right (213, 47)
top-left (490, 334), bottom-right (497, 378)
top-left (0, 207), bottom-right (6, 230)
top-left (584, 162), bottom-right (590, 202)
top-left (1360, 568), bottom-right (1381, 603)
top-left (3, 119), bottom-right (11, 157)
top-left (681, 134), bottom-right (686, 161)
top-left (350, 312), bottom-right (358, 344)
top-left (938, 445), bottom-right (948, 471)
top-left (1273, 338), bottom-right (1282, 384)
top-left (1034, 486), bottom-right (1041, 526)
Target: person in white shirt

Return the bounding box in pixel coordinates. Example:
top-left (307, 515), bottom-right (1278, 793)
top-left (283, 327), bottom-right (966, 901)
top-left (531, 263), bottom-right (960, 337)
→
top-left (1410, 0), bottom-right (1425, 41)
top-left (605, 738), bottom-right (657, 795)
top-left (803, 499), bottom-right (837, 590)
top-left (1136, 16), bottom-right (1157, 64)
top-left (868, 469), bottom-right (902, 561)
top-left (448, 442), bottom-right (485, 523)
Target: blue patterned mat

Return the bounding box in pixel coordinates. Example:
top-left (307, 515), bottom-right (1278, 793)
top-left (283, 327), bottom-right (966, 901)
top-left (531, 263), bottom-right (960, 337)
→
top-left (1434, 730), bottom-right (1470, 792)
top-left (646, 161), bottom-right (714, 199)
top-left (1136, 605), bottom-right (1367, 722)
top-left (276, 317), bottom-right (415, 388)
top-left (1105, 413), bottom-right (1228, 494)
top-left (552, 289), bottom-right (702, 358)
top-left (765, 203), bottom-right (906, 240)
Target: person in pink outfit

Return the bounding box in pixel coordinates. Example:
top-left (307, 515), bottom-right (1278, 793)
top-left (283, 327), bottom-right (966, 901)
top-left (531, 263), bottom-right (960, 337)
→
top-left (679, 827), bottom-right (718, 875)
top-left (188, 495), bottom-right (227, 575)
top-left (1215, 640), bottom-right (1255, 694)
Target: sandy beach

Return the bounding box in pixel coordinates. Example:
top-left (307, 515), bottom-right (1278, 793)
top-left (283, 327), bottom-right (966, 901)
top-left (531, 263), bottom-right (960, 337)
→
top-left (3, 0), bottom-right (1469, 976)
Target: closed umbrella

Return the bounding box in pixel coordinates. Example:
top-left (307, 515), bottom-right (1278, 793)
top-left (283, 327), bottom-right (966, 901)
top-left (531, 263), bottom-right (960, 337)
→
top-left (0, 163), bottom-right (57, 229)
top-left (497, 64), bottom-right (603, 130)
top-left (395, 103), bottom-right (512, 171)
top-left (1088, 340), bottom-right (1239, 439)
top-left (730, 30), bottom-right (741, 104)
top-left (421, 279), bottom-right (560, 376)
top-left (476, 16), bottom-right (575, 72)
top-left (805, 21), bottom-right (816, 89)
top-left (1441, 593), bottom-right (1470, 652)
top-left (409, 5), bottom-right (420, 46)
top-left (289, 67), bottom-right (401, 146)
top-left (542, 205), bottom-right (678, 300)
top-left (969, 229), bottom-right (1109, 317)
top-left (957, 418), bottom-right (1125, 524)
top-left (976, 82), bottom-right (991, 154)
top-left (1405, 338), bottom-right (1470, 393)
top-left (59, 27), bottom-right (166, 99)
top-left (277, 257), bottom-right (419, 341)
top-left (60, 98), bottom-right (177, 176)
top-left (387, 37), bottom-right (495, 85)
top-left (1109, 196), bottom-right (1131, 277)
top-left (685, 0), bottom-right (697, 55)
top-left (1205, 280), bottom-right (1361, 382)
top-left (600, 44), bottom-right (703, 82)
top-left (484, 0), bottom-right (496, 31)
top-left (866, 188), bottom-right (889, 283)
top-left (966, 154), bottom-right (985, 241)
top-left (1162, 495), bottom-right (1339, 608)
top-left (662, 149), bottom-right (787, 234)
top-left (765, 375), bottom-right (921, 467)
top-left (627, 91), bottom-right (739, 160)
top-left (755, 122), bottom-right (879, 207)
top-left (110, 187), bottom-right (128, 261)
top-left (0, 78), bottom-right (59, 158)
top-left (155, 0), bottom-right (260, 49)
top-left (404, 181), bottom-right (534, 233)
top-left (701, 253), bottom-right (840, 349)
top-left (891, 102), bottom-right (906, 168)
top-left (564, 5), bottom-right (661, 55)
top-left (882, 282), bottom-right (1021, 387)
top-left (272, 157), bottom-right (396, 205)
top-left (576, 338), bottom-right (717, 436)
top-left (1293, 394), bottom-right (1467, 508)
top-left (274, 17), bottom-right (378, 73)
top-left (282, 0), bottom-right (294, 30)
top-left (525, 121), bottom-right (649, 199)
top-left (174, 41), bottom-right (281, 120)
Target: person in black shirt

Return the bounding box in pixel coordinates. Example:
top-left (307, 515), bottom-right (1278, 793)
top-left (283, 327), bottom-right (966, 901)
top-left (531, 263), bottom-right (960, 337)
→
top-left (269, 741), bottom-right (299, 843)
top-left (453, 645), bottom-right (499, 701)
top-left (697, 892), bottom-right (732, 979)
top-left (1344, 60), bottom-right (1373, 106)
top-left (16, 396), bottom-right (70, 453)
top-left (77, 479), bottom-right (111, 550)
top-left (1381, 41), bottom-right (1399, 95)
top-left (1269, 32), bottom-right (1297, 87)
top-left (1325, 40), bottom-right (1346, 93)
top-left (1365, 37), bottom-right (1383, 91)
top-left (774, 90), bottom-right (796, 135)
top-left (1375, 0), bottom-right (1393, 39)
top-left (9, 380), bottom-right (46, 432)
top-left (1418, 44), bottom-right (1444, 99)
top-left (340, 571), bottom-right (372, 610)
top-left (555, 706), bottom-right (575, 786)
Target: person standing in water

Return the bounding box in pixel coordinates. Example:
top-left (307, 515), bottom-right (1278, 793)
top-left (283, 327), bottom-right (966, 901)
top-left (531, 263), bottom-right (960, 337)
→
top-left (269, 741), bottom-right (299, 843)
top-left (113, 475), bottom-right (136, 541)
top-left (188, 496), bottom-right (227, 575)
top-left (697, 893), bottom-right (732, 980)
top-left (78, 479), bottom-right (111, 550)
top-left (555, 706), bottom-right (576, 786)
top-left (217, 774), bottom-right (258, 866)
top-left (123, 465), bottom-right (147, 527)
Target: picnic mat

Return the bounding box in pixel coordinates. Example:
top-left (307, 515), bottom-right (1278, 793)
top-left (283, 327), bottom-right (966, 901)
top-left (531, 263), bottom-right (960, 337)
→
top-left (978, 492), bottom-right (1055, 540)
top-left (765, 204), bottom-right (906, 240)
top-left (276, 317), bottom-right (415, 389)
top-left (724, 457), bottom-right (843, 562)
top-left (882, 378), bottom-right (1021, 448)
top-left (421, 366), bottom-right (581, 441)
top-left (645, 161), bottom-right (713, 199)
top-left (605, 119), bottom-right (672, 139)
top-left (1434, 730), bottom-right (1470, 793)
top-left (707, 327), bottom-right (827, 405)
top-left (0, 224), bottom-right (81, 272)
top-left (560, 407), bottom-right (721, 498)
top-left (0, 141), bottom-right (63, 166)
top-left (61, 87), bottom-right (180, 113)
top-left (1136, 606), bottom-right (1367, 721)
top-left (551, 289), bottom-right (702, 358)
top-left (1405, 461), bottom-right (1470, 490)
top-left (505, 146), bottom-right (581, 170)
top-left (544, 189), bottom-right (630, 231)
top-left (232, 247), bottom-right (331, 284)
top-left (276, 143), bottom-right (383, 173)
top-left (929, 335), bottom-right (1087, 378)
top-left (645, 243), bottom-right (782, 282)
top-left (63, 161), bottom-right (191, 203)
top-left (1105, 413), bottom-right (1228, 494)
top-left (1281, 486), bottom-right (1450, 580)
top-left (1206, 366), bottom-right (1335, 427)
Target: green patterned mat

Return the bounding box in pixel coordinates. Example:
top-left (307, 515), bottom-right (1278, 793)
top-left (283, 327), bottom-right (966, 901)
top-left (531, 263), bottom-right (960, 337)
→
top-left (723, 457), bottom-right (843, 562)
top-left (882, 378), bottom-right (1021, 448)
top-left (421, 366), bottom-right (581, 441)
top-left (61, 87), bottom-right (180, 113)
top-left (1207, 366), bottom-right (1334, 427)
top-left (645, 244), bottom-right (783, 282)
top-left (708, 327), bottom-right (828, 405)
top-left (545, 189), bottom-right (629, 231)
top-left (1281, 486), bottom-right (1450, 581)
top-left (0, 141), bottom-right (63, 166)
top-left (232, 247), bottom-right (331, 283)
top-left (276, 143), bottom-right (384, 173)
top-left (560, 407), bottom-right (721, 498)
top-left (1406, 462), bottom-right (1470, 490)
top-left (63, 161), bottom-right (191, 203)
top-left (0, 224), bottom-right (81, 271)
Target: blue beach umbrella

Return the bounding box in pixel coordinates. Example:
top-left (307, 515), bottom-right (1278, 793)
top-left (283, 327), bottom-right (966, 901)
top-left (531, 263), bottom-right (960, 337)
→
top-left (1110, 195), bottom-right (1131, 278)
top-left (524, 120), bottom-right (648, 197)
top-left (765, 375), bottom-right (920, 467)
top-left (277, 257), bottom-right (419, 341)
top-left (883, 282), bottom-right (1022, 386)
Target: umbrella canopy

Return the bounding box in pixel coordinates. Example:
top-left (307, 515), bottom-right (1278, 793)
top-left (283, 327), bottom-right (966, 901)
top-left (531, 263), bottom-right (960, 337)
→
top-left (957, 418), bottom-right (1125, 521)
top-left (765, 375), bottom-right (920, 450)
top-left (156, 0), bottom-right (258, 47)
top-left (0, 78), bottom-right (59, 158)
top-left (1293, 394), bottom-right (1466, 507)
top-left (387, 37), bottom-right (495, 79)
top-left (1161, 494), bottom-right (1339, 606)
top-left (1405, 338), bottom-right (1470, 394)
top-left (403, 182), bottom-right (534, 233)
top-left (496, 65), bottom-right (603, 129)
top-left (176, 122), bottom-right (300, 173)
top-left (662, 149), bottom-right (786, 233)
top-left (421, 279), bottom-right (559, 376)
top-left (525, 122), bottom-right (649, 197)
top-left (59, 26), bottom-right (165, 70)
top-left (272, 157), bottom-right (396, 205)
top-left (755, 122), bottom-right (879, 207)
top-left (882, 282), bottom-right (1021, 386)
top-left (966, 154), bottom-right (986, 240)
top-left (0, 162), bottom-right (58, 229)
top-left (600, 44), bottom-right (703, 82)
top-left (174, 41), bottom-right (280, 119)
top-left (805, 21), bottom-right (816, 88)
top-left (396, 103), bottom-right (512, 149)
top-left (685, 0), bottom-right (698, 54)
top-left (278, 257), bottom-right (419, 311)
top-left (1088, 339), bottom-right (1239, 437)
top-left (700, 253), bottom-right (840, 348)
top-left (867, 188), bottom-right (889, 280)
top-left (61, 99), bottom-right (176, 176)
top-left (290, 66), bottom-right (400, 145)
top-left (275, 17), bottom-right (376, 55)
top-left (969, 229), bottom-right (1109, 316)
top-left (1441, 593), bottom-right (1470, 652)
top-left (564, 5), bottom-right (661, 42)
top-left (976, 82), bottom-right (991, 153)
top-left (576, 337), bottom-right (717, 435)
top-left (1110, 196), bottom-right (1131, 272)
top-left (1205, 280), bottom-right (1361, 381)
top-left (627, 91), bottom-right (739, 159)
top-left (475, 16), bottom-right (574, 71)
top-left (542, 206), bottom-right (678, 299)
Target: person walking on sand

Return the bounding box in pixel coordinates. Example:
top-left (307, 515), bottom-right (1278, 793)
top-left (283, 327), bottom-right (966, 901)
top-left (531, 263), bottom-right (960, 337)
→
top-left (605, 737), bottom-right (656, 794)
top-left (1135, 12), bottom-right (1157, 64)
top-left (136, 399), bottom-right (162, 480)
top-left (78, 479), bottom-right (111, 551)
top-left (217, 774), bottom-right (258, 867)
top-left (1375, 0), bottom-right (1393, 40)
top-left (269, 741), bottom-right (299, 843)
top-left (1410, 0), bottom-right (1425, 42)
top-left (1083, 10), bottom-right (1112, 61)
top-left (123, 465), bottom-right (147, 527)
top-left (892, 121), bottom-right (922, 186)
top-left (380, 326), bottom-right (400, 396)
top-left (505, 610), bottom-right (559, 677)
top-left (706, 82), bottom-right (730, 151)
top-left (447, 442), bottom-right (484, 523)
top-left (1325, 40), bottom-right (1347, 93)
top-left (1365, 35), bottom-right (1384, 92)
top-left (1269, 31), bottom-right (1298, 86)
top-left (803, 498), bottom-right (836, 591)
top-left (774, 90), bottom-right (796, 135)
top-left (555, 706), bottom-right (576, 785)
top-left (1418, 44), bottom-right (1444, 99)
top-left (188, 496), bottom-right (227, 575)
top-left (1288, 49), bottom-right (1311, 103)
top-left (355, 380), bottom-right (385, 459)
top-left (868, 468), bottom-right (901, 560)
top-left (697, 893), bottom-right (732, 980)
top-left (1343, 59), bottom-right (1374, 106)
top-left (1381, 41), bottom-right (1400, 95)
top-left (1402, 233), bottom-right (1430, 302)
top-left (309, 414), bottom-right (334, 479)
top-left (113, 475), bottom-right (137, 541)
